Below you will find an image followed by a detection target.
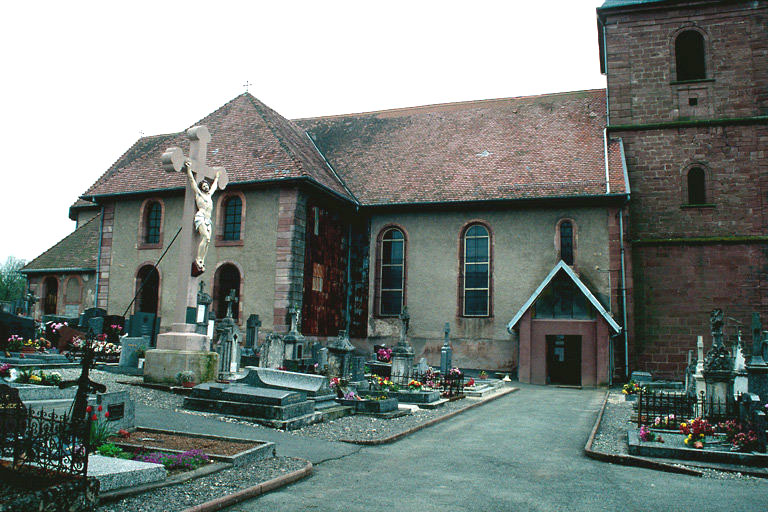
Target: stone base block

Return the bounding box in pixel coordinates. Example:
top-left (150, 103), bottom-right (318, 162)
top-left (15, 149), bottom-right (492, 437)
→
top-left (184, 396), bottom-right (314, 420)
top-left (156, 327), bottom-right (210, 352)
top-left (143, 349), bottom-right (218, 385)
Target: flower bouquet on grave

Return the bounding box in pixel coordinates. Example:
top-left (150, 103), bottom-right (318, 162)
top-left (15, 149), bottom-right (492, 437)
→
top-left (0, 363), bottom-right (11, 380)
top-left (408, 379), bottom-right (422, 391)
top-left (6, 335), bottom-right (24, 352)
top-left (718, 420), bottom-right (761, 452)
top-left (680, 418), bottom-right (714, 449)
top-left (638, 425), bottom-right (663, 443)
top-left (622, 381), bottom-right (642, 395)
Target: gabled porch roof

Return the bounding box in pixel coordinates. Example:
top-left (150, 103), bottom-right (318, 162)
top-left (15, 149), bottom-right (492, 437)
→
top-left (506, 261), bottom-right (621, 333)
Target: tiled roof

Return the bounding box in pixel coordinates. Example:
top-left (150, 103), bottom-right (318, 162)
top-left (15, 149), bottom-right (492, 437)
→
top-left (21, 213), bottom-right (101, 273)
top-left (297, 89), bottom-right (626, 205)
top-left (81, 94), bottom-right (352, 201)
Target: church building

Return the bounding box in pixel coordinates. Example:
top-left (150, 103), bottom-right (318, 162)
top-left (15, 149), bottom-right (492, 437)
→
top-left (22, 0), bottom-right (768, 386)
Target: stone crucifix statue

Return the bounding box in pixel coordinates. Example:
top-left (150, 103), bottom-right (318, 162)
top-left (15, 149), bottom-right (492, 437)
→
top-left (162, 125), bottom-right (228, 324)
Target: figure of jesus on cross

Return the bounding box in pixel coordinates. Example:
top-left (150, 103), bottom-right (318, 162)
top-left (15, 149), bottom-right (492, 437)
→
top-left (184, 160), bottom-right (220, 273)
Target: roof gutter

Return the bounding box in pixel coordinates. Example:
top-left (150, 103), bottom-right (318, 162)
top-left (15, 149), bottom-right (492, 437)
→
top-left (20, 267), bottom-right (96, 275)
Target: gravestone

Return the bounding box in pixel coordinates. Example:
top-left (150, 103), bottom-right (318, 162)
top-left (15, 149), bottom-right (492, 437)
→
top-left (747, 313), bottom-right (768, 405)
top-left (96, 391), bottom-right (135, 431)
top-left (733, 330), bottom-right (748, 398)
top-left (79, 307), bottom-right (106, 330)
top-left (0, 310), bottom-right (34, 346)
top-left (215, 299), bottom-right (240, 380)
top-left (440, 322), bottom-right (452, 375)
top-left (259, 333), bottom-right (285, 369)
top-left (350, 356), bottom-right (366, 383)
top-left (391, 308), bottom-right (414, 385)
top-left (119, 337), bottom-right (150, 368)
top-left (703, 309), bottom-right (735, 416)
top-left (327, 330), bottom-right (354, 380)
top-left (416, 357), bottom-right (429, 376)
top-left (126, 312), bottom-right (160, 346)
top-left (88, 317), bottom-right (105, 336)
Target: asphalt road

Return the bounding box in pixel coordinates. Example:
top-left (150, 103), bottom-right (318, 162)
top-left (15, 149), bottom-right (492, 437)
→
top-left (224, 384), bottom-right (768, 512)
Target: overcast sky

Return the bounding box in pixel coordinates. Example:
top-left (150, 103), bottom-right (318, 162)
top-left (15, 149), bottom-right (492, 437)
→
top-left (1, 0), bottom-right (606, 266)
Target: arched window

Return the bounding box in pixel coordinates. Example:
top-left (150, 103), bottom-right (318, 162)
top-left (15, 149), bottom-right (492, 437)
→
top-left (42, 277), bottom-right (58, 315)
top-left (462, 224), bottom-right (491, 317)
top-left (64, 277), bottom-right (82, 304)
top-left (687, 167), bottom-right (706, 204)
top-left (222, 196), bottom-right (242, 241)
top-left (135, 265), bottom-right (160, 315)
top-left (215, 263), bottom-right (240, 321)
top-left (560, 221), bottom-right (574, 265)
top-left (144, 201), bottom-right (162, 245)
top-left (378, 228), bottom-right (405, 316)
top-left (675, 30), bottom-right (706, 81)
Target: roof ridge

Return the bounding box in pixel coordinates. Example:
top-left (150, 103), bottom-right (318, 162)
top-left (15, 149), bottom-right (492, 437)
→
top-left (293, 88), bottom-right (607, 121)
top-left (21, 212), bottom-right (101, 271)
top-left (243, 94), bottom-right (307, 175)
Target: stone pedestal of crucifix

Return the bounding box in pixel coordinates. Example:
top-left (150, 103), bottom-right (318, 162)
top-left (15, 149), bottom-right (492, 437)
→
top-left (391, 308), bottom-right (414, 385)
top-left (144, 126), bottom-right (226, 385)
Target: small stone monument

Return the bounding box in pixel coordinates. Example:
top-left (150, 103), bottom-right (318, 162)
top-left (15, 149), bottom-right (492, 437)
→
top-left (328, 330), bottom-right (355, 380)
top-left (391, 308), bottom-right (414, 385)
top-left (733, 329), bottom-right (748, 398)
top-left (258, 333), bottom-right (285, 369)
top-left (440, 322), bottom-right (452, 375)
top-left (215, 290), bottom-right (240, 380)
top-left (747, 313), bottom-right (768, 405)
top-left (702, 309), bottom-right (735, 417)
top-left (283, 307), bottom-right (306, 361)
top-left (195, 282), bottom-right (213, 336)
top-left (693, 335), bottom-right (706, 398)
top-left (144, 126), bottom-right (224, 384)
top-left (241, 314), bottom-right (261, 366)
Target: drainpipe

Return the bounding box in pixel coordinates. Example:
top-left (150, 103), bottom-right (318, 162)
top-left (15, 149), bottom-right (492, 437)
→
top-left (345, 223), bottom-right (353, 332)
top-left (602, 19), bottom-right (611, 126)
top-left (94, 205), bottom-right (105, 308)
top-left (604, 128), bottom-right (611, 194)
top-left (619, 207), bottom-right (629, 379)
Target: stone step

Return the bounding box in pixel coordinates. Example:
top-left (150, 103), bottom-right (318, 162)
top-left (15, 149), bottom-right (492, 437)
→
top-left (320, 405), bottom-right (354, 421)
top-left (184, 396), bottom-right (315, 421)
top-left (419, 398), bottom-right (449, 409)
top-left (88, 454), bottom-right (167, 492)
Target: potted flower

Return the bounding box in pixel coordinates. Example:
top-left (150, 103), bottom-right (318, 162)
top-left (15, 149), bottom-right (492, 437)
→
top-left (478, 370), bottom-right (488, 380)
top-left (177, 370), bottom-right (196, 388)
top-left (21, 338), bottom-right (39, 354)
top-left (408, 379), bottom-right (423, 391)
top-left (622, 380), bottom-right (642, 400)
top-left (6, 335), bottom-right (23, 352)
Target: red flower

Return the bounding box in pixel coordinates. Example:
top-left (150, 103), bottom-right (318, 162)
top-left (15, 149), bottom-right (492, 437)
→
top-left (86, 406), bottom-right (92, 413)
top-left (118, 429), bottom-right (130, 438)
top-left (91, 414), bottom-right (97, 421)
top-left (104, 412), bottom-right (110, 418)
top-left (97, 405), bottom-right (102, 412)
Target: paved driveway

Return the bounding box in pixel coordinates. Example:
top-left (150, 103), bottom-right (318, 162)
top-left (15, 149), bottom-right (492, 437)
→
top-left (225, 385), bottom-right (768, 512)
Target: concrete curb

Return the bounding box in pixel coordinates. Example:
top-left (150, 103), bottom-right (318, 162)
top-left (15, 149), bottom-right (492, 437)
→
top-left (180, 460), bottom-right (313, 512)
top-left (340, 386), bottom-right (518, 445)
top-left (583, 390), bottom-right (702, 477)
top-left (99, 462), bottom-right (231, 502)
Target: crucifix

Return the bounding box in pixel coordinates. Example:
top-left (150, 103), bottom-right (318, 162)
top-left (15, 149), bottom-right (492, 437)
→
top-left (224, 289), bottom-right (239, 319)
top-left (289, 306), bottom-right (301, 333)
top-left (162, 126), bottom-right (229, 325)
top-left (398, 307), bottom-right (410, 346)
top-left (443, 322), bottom-right (451, 348)
top-left (243, 80), bottom-right (252, 92)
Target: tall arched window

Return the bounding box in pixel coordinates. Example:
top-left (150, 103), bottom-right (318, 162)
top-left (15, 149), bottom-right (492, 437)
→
top-left (675, 30), bottom-right (706, 81)
top-left (64, 277), bottom-right (82, 305)
top-left (378, 228), bottom-right (405, 316)
top-left (687, 167), bottom-right (706, 204)
top-left (144, 201), bottom-right (162, 244)
top-left (559, 221), bottom-right (574, 265)
top-left (222, 196), bottom-right (242, 241)
top-left (43, 277), bottom-right (58, 315)
top-left (135, 265), bottom-right (160, 315)
top-left (462, 224), bottom-right (490, 317)
top-left (215, 263), bottom-right (241, 321)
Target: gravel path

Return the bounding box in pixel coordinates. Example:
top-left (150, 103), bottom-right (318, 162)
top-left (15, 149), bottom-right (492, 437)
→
top-left (97, 457), bottom-right (307, 512)
top-left (592, 389), bottom-right (764, 481)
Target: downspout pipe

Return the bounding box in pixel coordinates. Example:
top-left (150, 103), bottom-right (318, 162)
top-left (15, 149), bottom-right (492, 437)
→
top-left (94, 205), bottom-right (105, 308)
top-left (619, 205), bottom-right (629, 379)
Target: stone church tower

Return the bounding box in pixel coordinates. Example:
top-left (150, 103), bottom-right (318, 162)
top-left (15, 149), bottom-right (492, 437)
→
top-left (598, 0), bottom-right (768, 377)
